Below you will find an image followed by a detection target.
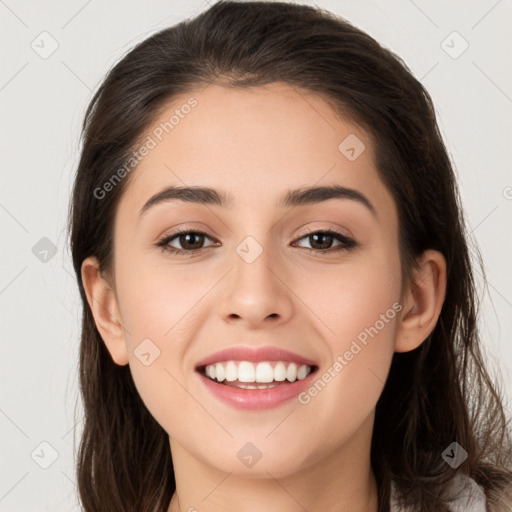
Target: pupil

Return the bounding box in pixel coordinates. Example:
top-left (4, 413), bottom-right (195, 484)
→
top-left (311, 233), bottom-right (332, 250)
top-left (182, 233), bottom-right (204, 250)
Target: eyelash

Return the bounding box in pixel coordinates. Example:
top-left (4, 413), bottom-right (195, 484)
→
top-left (156, 225), bottom-right (357, 257)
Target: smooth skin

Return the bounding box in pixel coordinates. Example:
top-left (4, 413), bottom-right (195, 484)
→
top-left (81, 82), bottom-right (447, 512)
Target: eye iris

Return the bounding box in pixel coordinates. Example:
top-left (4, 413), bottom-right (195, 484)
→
top-left (309, 233), bottom-right (333, 250)
top-left (180, 233), bottom-right (205, 250)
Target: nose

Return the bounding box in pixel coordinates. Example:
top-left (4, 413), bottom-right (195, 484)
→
top-left (218, 239), bottom-right (294, 329)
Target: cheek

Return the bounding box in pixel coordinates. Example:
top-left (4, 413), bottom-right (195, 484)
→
top-left (115, 253), bottom-right (207, 345)
top-left (294, 247), bottom-right (401, 420)
top-left (306, 245), bottom-right (402, 353)
top-left (112, 256), bottom-right (208, 430)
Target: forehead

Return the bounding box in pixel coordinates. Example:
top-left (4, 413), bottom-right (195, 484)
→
top-left (117, 82), bottom-right (392, 222)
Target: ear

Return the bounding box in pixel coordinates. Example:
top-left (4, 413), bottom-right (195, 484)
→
top-left (395, 249), bottom-right (447, 353)
top-left (81, 256), bottom-right (129, 366)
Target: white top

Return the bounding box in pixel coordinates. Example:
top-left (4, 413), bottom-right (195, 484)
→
top-left (390, 473), bottom-right (487, 511)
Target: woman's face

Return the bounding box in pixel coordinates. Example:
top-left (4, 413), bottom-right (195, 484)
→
top-left (107, 82), bottom-right (403, 477)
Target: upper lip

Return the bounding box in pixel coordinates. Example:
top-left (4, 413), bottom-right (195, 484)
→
top-left (195, 345), bottom-right (318, 370)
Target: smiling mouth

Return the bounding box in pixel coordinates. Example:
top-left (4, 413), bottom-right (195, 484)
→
top-left (198, 360), bottom-right (318, 389)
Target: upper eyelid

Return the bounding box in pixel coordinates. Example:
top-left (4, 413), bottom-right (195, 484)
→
top-left (163, 226), bottom-right (351, 239)
top-left (294, 225), bottom-right (351, 238)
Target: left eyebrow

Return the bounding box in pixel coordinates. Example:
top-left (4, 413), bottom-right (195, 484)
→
top-left (138, 184), bottom-right (377, 219)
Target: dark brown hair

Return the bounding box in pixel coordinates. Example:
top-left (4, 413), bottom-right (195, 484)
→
top-left (67, 1), bottom-right (512, 510)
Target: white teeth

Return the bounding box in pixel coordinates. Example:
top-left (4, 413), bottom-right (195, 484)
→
top-left (297, 364), bottom-right (309, 380)
top-left (274, 362), bottom-right (287, 381)
top-left (215, 362), bottom-right (225, 382)
top-left (202, 360), bottom-right (313, 384)
top-left (255, 362), bottom-right (274, 383)
top-left (286, 362), bottom-right (297, 382)
top-left (238, 361), bottom-right (255, 382)
top-left (225, 361), bottom-right (237, 382)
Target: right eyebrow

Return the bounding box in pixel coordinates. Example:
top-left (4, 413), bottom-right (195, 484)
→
top-left (279, 184), bottom-right (377, 217)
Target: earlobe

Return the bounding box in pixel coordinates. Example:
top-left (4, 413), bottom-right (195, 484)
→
top-left (81, 256), bottom-right (129, 366)
top-left (394, 249), bottom-right (447, 353)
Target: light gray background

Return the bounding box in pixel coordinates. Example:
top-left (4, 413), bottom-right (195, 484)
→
top-left (1, 0), bottom-right (511, 510)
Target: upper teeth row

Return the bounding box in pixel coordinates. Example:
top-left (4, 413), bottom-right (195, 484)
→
top-left (204, 361), bottom-right (312, 383)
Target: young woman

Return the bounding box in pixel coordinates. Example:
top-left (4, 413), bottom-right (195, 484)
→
top-left (67, 1), bottom-right (512, 511)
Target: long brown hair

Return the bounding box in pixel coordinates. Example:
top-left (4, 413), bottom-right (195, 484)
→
top-left (67, 2), bottom-right (512, 510)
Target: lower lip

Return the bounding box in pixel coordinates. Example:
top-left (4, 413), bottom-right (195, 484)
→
top-left (196, 369), bottom-right (317, 410)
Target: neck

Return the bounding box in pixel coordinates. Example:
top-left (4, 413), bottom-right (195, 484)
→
top-left (167, 411), bottom-right (379, 512)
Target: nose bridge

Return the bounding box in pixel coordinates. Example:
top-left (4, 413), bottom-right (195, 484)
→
top-left (218, 231), bottom-right (293, 324)
top-left (231, 232), bottom-right (279, 292)
top-left (229, 201), bottom-right (279, 269)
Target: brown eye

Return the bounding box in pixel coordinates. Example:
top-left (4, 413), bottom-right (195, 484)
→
top-left (157, 229), bottom-right (216, 255)
top-left (293, 229), bottom-right (356, 254)
top-left (173, 232), bottom-right (207, 251)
